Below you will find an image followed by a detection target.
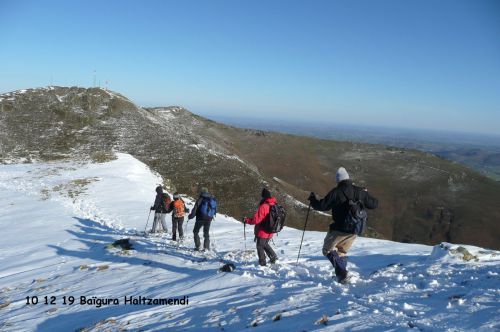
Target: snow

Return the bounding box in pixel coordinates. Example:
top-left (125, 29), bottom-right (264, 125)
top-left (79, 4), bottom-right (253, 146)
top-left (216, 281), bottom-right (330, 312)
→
top-left (155, 109), bottom-right (175, 120)
top-left (187, 144), bottom-right (244, 165)
top-left (189, 144), bottom-right (203, 150)
top-left (104, 89), bottom-right (129, 102)
top-left (0, 153), bottom-right (499, 331)
top-left (285, 193), bottom-right (330, 217)
top-left (225, 154), bottom-right (245, 164)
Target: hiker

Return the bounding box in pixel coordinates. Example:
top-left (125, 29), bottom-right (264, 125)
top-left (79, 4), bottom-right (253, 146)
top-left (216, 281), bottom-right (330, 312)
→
top-left (167, 192), bottom-right (190, 241)
top-left (188, 187), bottom-right (217, 251)
top-left (150, 185), bottom-right (170, 234)
top-left (244, 188), bottom-right (278, 266)
top-left (308, 167), bottom-right (378, 283)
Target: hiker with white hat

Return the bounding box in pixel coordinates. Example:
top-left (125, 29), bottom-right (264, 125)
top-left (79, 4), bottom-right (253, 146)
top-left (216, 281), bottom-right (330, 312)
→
top-left (308, 167), bottom-right (378, 284)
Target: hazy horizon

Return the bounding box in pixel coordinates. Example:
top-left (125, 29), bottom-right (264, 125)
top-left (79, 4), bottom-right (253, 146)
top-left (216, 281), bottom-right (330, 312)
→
top-left (205, 113), bottom-right (500, 147)
top-left (201, 110), bottom-right (500, 145)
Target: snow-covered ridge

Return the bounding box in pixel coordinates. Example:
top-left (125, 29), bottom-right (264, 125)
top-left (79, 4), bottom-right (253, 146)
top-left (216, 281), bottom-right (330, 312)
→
top-left (0, 154), bottom-right (498, 331)
top-left (0, 86), bottom-right (132, 103)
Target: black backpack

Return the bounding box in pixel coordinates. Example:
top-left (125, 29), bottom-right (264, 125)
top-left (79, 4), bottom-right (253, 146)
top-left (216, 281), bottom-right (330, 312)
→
top-left (263, 204), bottom-right (286, 233)
top-left (342, 189), bottom-right (367, 235)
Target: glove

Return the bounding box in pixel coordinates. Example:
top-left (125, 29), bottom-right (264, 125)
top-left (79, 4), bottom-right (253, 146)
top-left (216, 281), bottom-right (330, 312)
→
top-left (308, 192), bottom-right (316, 201)
top-left (150, 206), bottom-right (155, 210)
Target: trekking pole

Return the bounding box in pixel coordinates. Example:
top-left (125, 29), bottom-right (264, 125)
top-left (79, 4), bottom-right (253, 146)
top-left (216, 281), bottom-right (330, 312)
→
top-left (296, 203), bottom-right (311, 264)
top-left (211, 228), bottom-right (216, 250)
top-left (144, 210), bottom-right (152, 234)
top-left (243, 218), bottom-right (247, 251)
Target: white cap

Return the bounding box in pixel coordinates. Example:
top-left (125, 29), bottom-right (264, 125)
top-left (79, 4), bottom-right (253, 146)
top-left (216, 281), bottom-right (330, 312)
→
top-left (336, 167), bottom-right (350, 183)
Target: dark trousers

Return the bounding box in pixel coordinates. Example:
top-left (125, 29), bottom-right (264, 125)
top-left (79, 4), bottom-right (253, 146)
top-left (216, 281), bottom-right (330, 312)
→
top-left (326, 250), bottom-right (348, 279)
top-left (256, 237), bottom-right (277, 266)
top-left (172, 217), bottom-right (184, 240)
top-left (193, 220), bottom-right (211, 250)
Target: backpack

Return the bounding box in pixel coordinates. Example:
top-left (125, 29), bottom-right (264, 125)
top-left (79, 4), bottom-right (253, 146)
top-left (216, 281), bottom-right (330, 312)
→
top-left (263, 204), bottom-right (286, 233)
top-left (342, 189), bottom-right (367, 235)
top-left (199, 196), bottom-right (217, 220)
top-left (163, 194), bottom-right (172, 211)
top-left (173, 199), bottom-right (185, 218)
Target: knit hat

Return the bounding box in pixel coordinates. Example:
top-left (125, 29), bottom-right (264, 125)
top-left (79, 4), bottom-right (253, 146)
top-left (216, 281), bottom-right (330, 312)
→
top-left (336, 167), bottom-right (350, 183)
top-left (261, 188), bottom-right (272, 199)
top-left (155, 185), bottom-right (163, 194)
top-left (200, 187), bottom-right (209, 194)
top-left (173, 192), bottom-right (180, 199)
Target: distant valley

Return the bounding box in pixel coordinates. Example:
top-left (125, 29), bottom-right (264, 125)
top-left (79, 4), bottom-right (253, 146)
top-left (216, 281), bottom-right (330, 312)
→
top-left (211, 116), bottom-right (500, 182)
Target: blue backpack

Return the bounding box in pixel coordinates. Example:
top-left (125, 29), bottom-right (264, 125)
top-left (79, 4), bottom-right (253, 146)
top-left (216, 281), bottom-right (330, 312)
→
top-left (200, 196), bottom-right (217, 220)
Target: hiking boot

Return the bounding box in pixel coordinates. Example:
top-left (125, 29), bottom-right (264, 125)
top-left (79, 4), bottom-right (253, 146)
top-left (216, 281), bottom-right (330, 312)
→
top-left (337, 273), bottom-right (351, 285)
top-left (270, 257), bottom-right (278, 264)
top-left (194, 247), bottom-right (200, 252)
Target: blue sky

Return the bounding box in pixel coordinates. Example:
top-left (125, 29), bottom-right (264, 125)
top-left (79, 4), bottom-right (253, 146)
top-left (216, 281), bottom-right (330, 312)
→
top-left (1, 0), bottom-right (499, 135)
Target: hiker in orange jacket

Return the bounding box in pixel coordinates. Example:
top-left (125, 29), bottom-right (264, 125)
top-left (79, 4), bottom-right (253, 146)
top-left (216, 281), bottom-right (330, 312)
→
top-left (167, 192), bottom-right (189, 241)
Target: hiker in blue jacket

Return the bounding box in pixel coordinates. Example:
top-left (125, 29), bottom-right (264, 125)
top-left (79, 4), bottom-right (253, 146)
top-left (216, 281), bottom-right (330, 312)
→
top-left (188, 187), bottom-right (217, 251)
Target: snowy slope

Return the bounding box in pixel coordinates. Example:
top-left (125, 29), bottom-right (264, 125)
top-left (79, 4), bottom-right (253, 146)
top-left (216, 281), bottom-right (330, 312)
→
top-left (0, 154), bottom-right (499, 331)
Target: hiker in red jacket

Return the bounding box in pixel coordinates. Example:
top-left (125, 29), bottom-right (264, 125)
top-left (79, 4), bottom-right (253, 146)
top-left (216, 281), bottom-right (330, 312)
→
top-left (244, 188), bottom-right (278, 266)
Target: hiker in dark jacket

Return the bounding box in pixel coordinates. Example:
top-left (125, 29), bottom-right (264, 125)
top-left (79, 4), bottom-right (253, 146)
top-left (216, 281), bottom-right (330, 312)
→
top-left (308, 167), bottom-right (378, 283)
top-left (150, 185), bottom-right (169, 234)
top-left (167, 192), bottom-right (190, 241)
top-left (188, 187), bottom-right (216, 251)
top-left (244, 188), bottom-right (278, 266)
